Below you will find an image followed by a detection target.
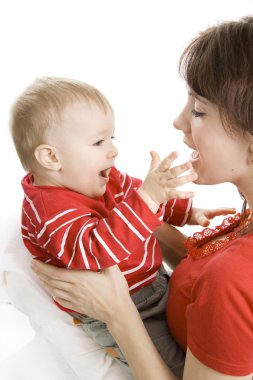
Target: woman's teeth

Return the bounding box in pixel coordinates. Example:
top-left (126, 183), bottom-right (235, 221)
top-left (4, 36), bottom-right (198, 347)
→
top-left (190, 150), bottom-right (199, 162)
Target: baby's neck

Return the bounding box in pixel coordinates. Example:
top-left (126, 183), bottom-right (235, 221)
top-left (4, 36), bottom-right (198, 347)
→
top-left (32, 172), bottom-right (59, 187)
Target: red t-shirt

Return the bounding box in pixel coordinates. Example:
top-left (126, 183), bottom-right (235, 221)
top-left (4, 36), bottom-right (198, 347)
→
top-left (21, 167), bottom-right (192, 294)
top-left (167, 230), bottom-right (253, 376)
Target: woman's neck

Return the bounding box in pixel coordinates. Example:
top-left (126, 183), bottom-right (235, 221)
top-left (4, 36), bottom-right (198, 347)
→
top-left (237, 182), bottom-right (253, 217)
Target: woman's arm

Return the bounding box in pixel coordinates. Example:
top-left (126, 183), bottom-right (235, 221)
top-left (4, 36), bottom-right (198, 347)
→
top-left (31, 262), bottom-right (252, 380)
top-left (154, 223), bottom-right (187, 269)
top-left (31, 261), bottom-right (177, 380)
top-left (184, 349), bottom-right (252, 380)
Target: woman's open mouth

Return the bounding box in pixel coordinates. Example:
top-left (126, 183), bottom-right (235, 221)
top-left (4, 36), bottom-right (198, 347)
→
top-left (190, 150), bottom-right (200, 162)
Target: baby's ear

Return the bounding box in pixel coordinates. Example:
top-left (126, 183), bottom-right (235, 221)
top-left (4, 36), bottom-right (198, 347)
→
top-left (34, 144), bottom-right (61, 171)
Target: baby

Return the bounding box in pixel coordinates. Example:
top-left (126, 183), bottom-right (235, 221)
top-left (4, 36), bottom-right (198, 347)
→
top-left (10, 77), bottom-right (233, 374)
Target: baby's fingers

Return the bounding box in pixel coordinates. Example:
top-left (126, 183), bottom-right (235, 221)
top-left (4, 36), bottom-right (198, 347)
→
top-left (193, 212), bottom-right (211, 227)
top-left (168, 161), bottom-right (193, 178)
top-left (166, 188), bottom-right (195, 199)
top-left (167, 171), bottom-right (198, 187)
top-left (158, 151), bottom-right (179, 172)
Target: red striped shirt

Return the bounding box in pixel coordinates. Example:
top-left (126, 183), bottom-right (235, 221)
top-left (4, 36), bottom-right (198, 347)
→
top-left (21, 167), bottom-right (192, 294)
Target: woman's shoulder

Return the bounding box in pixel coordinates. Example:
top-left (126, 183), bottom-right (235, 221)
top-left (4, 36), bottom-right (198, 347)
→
top-left (195, 232), bottom-right (253, 291)
top-left (217, 232), bottom-right (253, 268)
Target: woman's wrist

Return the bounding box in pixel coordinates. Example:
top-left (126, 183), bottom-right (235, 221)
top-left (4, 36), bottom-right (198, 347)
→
top-left (107, 297), bottom-right (177, 380)
top-left (106, 295), bottom-right (139, 335)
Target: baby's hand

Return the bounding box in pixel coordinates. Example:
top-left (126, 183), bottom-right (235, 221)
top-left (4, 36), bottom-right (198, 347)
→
top-left (189, 207), bottom-right (236, 227)
top-left (137, 151), bottom-right (197, 213)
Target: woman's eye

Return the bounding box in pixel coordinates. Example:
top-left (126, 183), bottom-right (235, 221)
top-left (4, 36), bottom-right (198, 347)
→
top-left (191, 109), bottom-right (205, 118)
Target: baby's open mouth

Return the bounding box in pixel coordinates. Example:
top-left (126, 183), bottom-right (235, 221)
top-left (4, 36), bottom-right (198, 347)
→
top-left (99, 168), bottom-right (111, 178)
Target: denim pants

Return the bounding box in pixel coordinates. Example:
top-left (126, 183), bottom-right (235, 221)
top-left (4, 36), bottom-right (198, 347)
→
top-left (70, 265), bottom-right (185, 379)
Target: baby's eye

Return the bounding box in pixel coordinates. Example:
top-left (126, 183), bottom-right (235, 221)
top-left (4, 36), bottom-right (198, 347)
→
top-left (111, 135), bottom-right (116, 140)
top-left (93, 140), bottom-right (104, 146)
top-left (191, 109), bottom-right (205, 118)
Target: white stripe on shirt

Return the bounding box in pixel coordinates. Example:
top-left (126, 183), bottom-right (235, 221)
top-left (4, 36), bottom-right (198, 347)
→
top-left (114, 191), bottom-right (124, 198)
top-left (124, 177), bottom-right (132, 198)
top-left (179, 198), bottom-right (192, 227)
top-left (122, 201), bottom-right (153, 234)
top-left (103, 219), bottom-right (132, 256)
top-left (165, 198), bottom-right (177, 222)
top-left (23, 207), bottom-right (36, 228)
top-left (128, 271), bottom-right (158, 292)
top-left (122, 236), bottom-right (150, 275)
top-left (89, 234), bottom-right (101, 270)
top-left (93, 229), bottom-right (121, 263)
top-left (37, 209), bottom-right (77, 239)
top-left (145, 238), bottom-right (156, 273)
top-left (77, 223), bottom-right (99, 269)
top-left (42, 214), bottom-right (92, 248)
top-left (113, 208), bottom-right (145, 241)
top-left (24, 193), bottom-right (41, 224)
top-left (57, 223), bottom-right (73, 258)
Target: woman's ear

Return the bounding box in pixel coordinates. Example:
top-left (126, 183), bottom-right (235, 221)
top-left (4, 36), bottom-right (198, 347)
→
top-left (34, 144), bottom-right (61, 171)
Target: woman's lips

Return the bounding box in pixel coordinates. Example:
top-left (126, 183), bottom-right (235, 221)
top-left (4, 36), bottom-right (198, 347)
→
top-left (183, 139), bottom-right (199, 163)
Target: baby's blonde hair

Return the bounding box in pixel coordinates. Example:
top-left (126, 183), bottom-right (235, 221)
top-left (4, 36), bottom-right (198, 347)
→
top-left (10, 77), bottom-right (113, 172)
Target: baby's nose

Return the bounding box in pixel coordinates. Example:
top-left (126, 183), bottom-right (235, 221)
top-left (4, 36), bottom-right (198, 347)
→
top-left (110, 144), bottom-right (118, 158)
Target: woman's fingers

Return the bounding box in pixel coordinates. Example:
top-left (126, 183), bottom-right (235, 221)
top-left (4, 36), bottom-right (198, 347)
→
top-left (31, 260), bottom-right (131, 320)
top-left (31, 260), bottom-right (82, 284)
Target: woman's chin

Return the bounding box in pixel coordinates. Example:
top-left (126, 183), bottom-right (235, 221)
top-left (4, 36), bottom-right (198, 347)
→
top-left (193, 174), bottom-right (220, 186)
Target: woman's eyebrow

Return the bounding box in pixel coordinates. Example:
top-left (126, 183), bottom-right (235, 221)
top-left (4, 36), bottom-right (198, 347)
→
top-left (188, 91), bottom-right (209, 104)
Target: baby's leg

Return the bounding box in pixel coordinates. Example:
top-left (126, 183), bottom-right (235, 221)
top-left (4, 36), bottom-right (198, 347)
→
top-left (131, 265), bottom-right (185, 379)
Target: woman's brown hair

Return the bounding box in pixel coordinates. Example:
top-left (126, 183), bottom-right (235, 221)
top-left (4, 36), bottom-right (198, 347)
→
top-left (179, 16), bottom-right (253, 135)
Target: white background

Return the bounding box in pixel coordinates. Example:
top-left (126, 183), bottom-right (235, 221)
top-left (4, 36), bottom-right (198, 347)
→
top-left (0, 0), bottom-right (252, 364)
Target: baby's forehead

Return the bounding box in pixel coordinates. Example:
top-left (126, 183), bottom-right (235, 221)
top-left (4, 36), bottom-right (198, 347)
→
top-left (59, 97), bottom-right (112, 117)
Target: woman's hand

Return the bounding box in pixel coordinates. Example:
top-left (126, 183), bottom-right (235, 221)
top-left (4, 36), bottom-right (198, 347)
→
top-left (31, 260), bottom-right (175, 380)
top-left (31, 261), bottom-right (130, 323)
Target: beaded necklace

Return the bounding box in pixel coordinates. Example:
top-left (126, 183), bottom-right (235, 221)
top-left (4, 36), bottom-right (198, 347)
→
top-left (185, 211), bottom-right (253, 259)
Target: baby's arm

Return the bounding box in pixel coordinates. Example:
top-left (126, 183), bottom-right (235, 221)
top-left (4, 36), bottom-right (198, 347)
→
top-left (137, 151), bottom-right (197, 213)
top-left (189, 207), bottom-right (236, 227)
top-left (30, 151), bottom-right (196, 271)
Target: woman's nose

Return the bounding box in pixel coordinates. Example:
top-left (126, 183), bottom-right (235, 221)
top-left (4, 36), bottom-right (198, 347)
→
top-left (173, 115), bottom-right (182, 131)
top-left (173, 111), bottom-right (191, 134)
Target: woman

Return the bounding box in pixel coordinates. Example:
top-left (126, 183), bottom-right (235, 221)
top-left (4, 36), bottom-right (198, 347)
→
top-left (31, 16), bottom-right (253, 379)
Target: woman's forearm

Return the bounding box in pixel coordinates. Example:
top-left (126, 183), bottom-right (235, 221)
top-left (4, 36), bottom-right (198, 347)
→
top-left (31, 261), bottom-right (179, 379)
top-left (154, 223), bottom-right (187, 269)
top-left (107, 300), bottom-right (178, 380)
